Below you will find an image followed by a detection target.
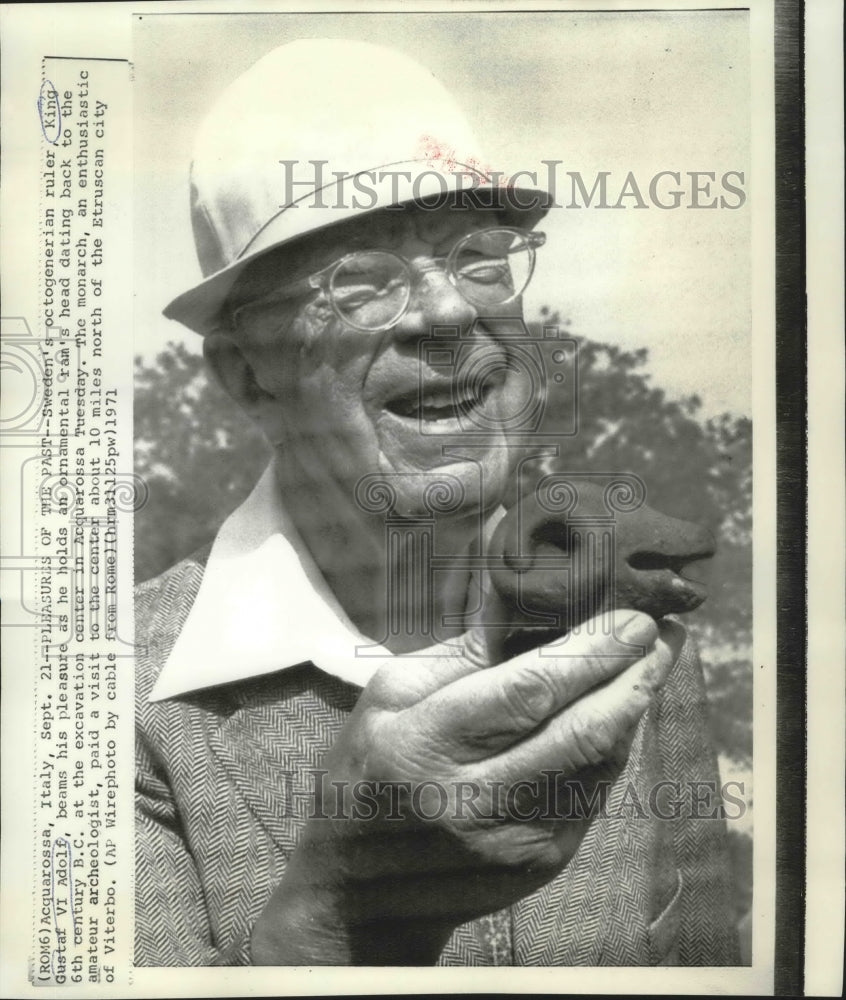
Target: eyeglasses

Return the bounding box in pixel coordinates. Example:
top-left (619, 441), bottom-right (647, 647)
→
top-left (233, 227), bottom-right (546, 333)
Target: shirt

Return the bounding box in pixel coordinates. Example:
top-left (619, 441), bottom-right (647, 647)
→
top-left (150, 463), bottom-right (392, 701)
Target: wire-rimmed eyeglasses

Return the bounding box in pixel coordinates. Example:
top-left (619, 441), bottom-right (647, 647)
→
top-left (233, 227), bottom-right (546, 334)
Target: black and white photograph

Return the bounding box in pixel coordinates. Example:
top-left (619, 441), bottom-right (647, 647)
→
top-left (133, 7), bottom-right (753, 971)
top-left (1, 1), bottom-right (840, 995)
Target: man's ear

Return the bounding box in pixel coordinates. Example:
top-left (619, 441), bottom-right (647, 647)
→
top-left (203, 332), bottom-right (276, 422)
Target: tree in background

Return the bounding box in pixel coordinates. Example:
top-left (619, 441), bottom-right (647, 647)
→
top-left (134, 341), bottom-right (271, 583)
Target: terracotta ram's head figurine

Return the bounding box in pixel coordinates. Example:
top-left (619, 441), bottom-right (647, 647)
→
top-left (479, 472), bottom-right (715, 662)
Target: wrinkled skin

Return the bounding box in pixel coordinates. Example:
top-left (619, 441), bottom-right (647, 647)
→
top-left (251, 610), bottom-right (684, 965)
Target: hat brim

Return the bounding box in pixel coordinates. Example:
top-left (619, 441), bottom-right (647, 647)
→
top-left (163, 172), bottom-right (551, 336)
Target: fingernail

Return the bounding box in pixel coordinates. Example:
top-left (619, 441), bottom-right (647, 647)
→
top-left (657, 618), bottom-right (686, 658)
top-left (619, 611), bottom-right (657, 645)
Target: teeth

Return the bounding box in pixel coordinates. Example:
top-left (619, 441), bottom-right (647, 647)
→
top-left (388, 384), bottom-right (485, 421)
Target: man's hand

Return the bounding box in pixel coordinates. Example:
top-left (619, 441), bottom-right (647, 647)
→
top-left (251, 610), bottom-right (684, 965)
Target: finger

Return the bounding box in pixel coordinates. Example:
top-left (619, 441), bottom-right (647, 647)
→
top-left (361, 637), bottom-right (490, 711)
top-left (362, 574), bottom-right (503, 710)
top-left (487, 618), bottom-right (684, 781)
top-left (402, 610), bottom-right (658, 758)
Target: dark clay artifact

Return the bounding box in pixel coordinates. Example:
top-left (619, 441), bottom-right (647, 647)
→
top-left (485, 476), bottom-right (715, 661)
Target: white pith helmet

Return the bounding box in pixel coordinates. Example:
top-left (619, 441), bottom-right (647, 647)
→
top-left (163, 39), bottom-right (550, 336)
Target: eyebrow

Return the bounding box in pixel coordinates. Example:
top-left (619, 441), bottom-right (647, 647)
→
top-left (232, 281), bottom-right (311, 319)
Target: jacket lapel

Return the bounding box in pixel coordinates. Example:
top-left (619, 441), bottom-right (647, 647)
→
top-left (511, 706), bottom-right (673, 965)
top-left (205, 665), bottom-right (359, 855)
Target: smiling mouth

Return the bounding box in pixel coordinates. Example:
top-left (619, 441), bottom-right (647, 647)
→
top-left (384, 379), bottom-right (496, 424)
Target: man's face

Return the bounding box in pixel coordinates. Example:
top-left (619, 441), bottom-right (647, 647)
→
top-left (226, 204), bottom-right (534, 519)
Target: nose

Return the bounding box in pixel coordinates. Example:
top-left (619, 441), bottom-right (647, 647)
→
top-left (392, 264), bottom-right (477, 339)
top-left (488, 479), bottom-right (718, 626)
top-left (619, 504), bottom-right (716, 570)
top-left (615, 504), bottom-right (716, 617)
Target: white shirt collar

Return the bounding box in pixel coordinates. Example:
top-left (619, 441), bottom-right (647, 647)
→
top-left (148, 463), bottom-right (393, 701)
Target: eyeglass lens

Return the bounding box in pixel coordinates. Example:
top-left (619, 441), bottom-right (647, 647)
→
top-left (328, 229), bottom-right (536, 331)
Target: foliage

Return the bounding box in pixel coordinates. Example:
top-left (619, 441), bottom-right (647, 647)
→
top-left (134, 341), bottom-right (270, 582)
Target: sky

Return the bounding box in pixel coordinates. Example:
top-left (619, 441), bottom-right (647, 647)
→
top-left (134, 9), bottom-right (750, 418)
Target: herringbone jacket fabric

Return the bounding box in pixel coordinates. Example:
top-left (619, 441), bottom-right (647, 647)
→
top-left (135, 553), bottom-right (740, 967)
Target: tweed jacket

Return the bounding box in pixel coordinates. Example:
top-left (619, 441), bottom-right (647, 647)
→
top-left (135, 551), bottom-right (740, 967)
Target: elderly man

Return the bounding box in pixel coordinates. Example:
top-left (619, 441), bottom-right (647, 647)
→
top-left (136, 40), bottom-right (738, 966)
